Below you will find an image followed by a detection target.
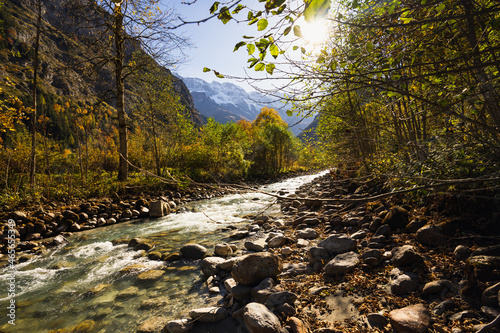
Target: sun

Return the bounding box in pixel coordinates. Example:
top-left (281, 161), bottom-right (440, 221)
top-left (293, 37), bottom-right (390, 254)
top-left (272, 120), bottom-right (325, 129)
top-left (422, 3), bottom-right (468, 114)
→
top-left (300, 19), bottom-right (330, 47)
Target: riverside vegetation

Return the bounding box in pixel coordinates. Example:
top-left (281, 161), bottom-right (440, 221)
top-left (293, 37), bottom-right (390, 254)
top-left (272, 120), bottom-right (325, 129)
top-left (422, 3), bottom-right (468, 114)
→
top-left (0, 0), bottom-right (500, 332)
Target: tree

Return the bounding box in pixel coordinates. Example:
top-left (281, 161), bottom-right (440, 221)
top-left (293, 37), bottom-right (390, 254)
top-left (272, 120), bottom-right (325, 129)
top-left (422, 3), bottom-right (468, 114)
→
top-left (29, 0), bottom-right (41, 186)
top-left (66, 0), bottom-right (189, 180)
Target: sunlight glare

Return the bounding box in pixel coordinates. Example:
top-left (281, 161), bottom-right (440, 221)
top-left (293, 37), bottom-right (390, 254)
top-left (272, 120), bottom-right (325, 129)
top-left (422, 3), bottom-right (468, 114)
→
top-left (301, 19), bottom-right (330, 47)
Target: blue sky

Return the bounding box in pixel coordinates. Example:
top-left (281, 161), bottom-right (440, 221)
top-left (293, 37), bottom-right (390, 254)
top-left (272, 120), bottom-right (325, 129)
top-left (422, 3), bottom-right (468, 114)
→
top-left (164, 1), bottom-right (262, 91)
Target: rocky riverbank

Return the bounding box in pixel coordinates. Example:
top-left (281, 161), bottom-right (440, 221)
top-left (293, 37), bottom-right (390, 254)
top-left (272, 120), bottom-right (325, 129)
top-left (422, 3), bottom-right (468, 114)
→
top-left (133, 171), bottom-right (499, 333)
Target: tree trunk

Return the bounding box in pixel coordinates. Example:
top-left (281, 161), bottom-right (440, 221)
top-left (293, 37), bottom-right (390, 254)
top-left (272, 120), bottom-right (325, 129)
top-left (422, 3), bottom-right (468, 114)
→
top-left (114, 2), bottom-right (128, 181)
top-left (29, 0), bottom-right (42, 186)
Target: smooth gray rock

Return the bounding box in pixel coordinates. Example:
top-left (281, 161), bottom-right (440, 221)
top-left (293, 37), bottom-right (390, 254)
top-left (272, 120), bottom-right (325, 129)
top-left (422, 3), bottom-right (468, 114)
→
top-left (200, 257), bottom-right (225, 277)
top-left (252, 278), bottom-right (276, 303)
top-left (214, 243), bottom-right (233, 257)
top-left (164, 318), bottom-right (194, 333)
top-left (296, 228), bottom-right (319, 239)
top-left (267, 235), bottom-right (286, 248)
top-left (416, 224), bottom-right (449, 247)
top-left (189, 307), bottom-right (229, 323)
top-left (390, 273), bottom-right (419, 295)
top-left (318, 235), bottom-right (357, 254)
top-left (243, 302), bottom-right (283, 333)
top-left (323, 251), bottom-right (359, 276)
top-left (149, 200), bottom-right (170, 217)
top-left (265, 291), bottom-right (298, 308)
top-left (180, 244), bottom-right (207, 260)
top-left (244, 239), bottom-right (266, 252)
top-left (391, 245), bottom-right (423, 267)
top-left (366, 313), bottom-right (388, 329)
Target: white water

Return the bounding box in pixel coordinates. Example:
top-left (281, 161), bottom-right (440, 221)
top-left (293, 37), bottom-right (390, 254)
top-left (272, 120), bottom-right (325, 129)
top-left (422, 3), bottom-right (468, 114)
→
top-left (0, 171), bottom-right (327, 332)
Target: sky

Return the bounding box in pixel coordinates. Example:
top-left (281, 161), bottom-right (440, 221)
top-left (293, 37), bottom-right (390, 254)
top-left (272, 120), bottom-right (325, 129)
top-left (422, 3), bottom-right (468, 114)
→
top-left (163, 0), bottom-right (267, 91)
top-left (161, 0), bottom-right (332, 93)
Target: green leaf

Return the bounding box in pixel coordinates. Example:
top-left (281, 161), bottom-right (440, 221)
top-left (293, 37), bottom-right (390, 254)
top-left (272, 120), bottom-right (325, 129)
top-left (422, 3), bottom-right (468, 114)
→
top-left (304, 0), bottom-right (331, 23)
top-left (234, 41), bottom-right (246, 52)
top-left (247, 44), bottom-right (256, 54)
top-left (266, 63), bottom-right (275, 75)
top-left (210, 2), bottom-right (220, 14)
top-left (284, 26), bottom-right (291, 36)
top-left (247, 11), bottom-right (254, 20)
top-left (243, 35), bottom-right (255, 39)
top-left (257, 18), bottom-right (268, 31)
top-left (330, 61), bottom-right (337, 71)
top-left (248, 17), bottom-right (259, 25)
top-left (270, 44), bottom-right (279, 58)
top-left (293, 25), bottom-right (302, 37)
top-left (232, 4), bottom-right (244, 14)
top-left (247, 57), bottom-right (259, 68)
top-left (293, 45), bottom-right (299, 51)
top-left (301, 47), bottom-right (306, 54)
top-left (213, 70), bottom-right (224, 78)
top-left (366, 41), bottom-right (373, 52)
top-left (436, 3), bottom-right (445, 12)
top-left (218, 7), bottom-right (232, 24)
top-left (277, 4), bottom-right (286, 14)
top-left (265, 0), bottom-right (286, 11)
top-left (203, 67), bottom-right (211, 73)
top-left (316, 55), bottom-right (325, 63)
top-left (255, 63), bottom-right (265, 71)
top-left (286, 110), bottom-right (293, 116)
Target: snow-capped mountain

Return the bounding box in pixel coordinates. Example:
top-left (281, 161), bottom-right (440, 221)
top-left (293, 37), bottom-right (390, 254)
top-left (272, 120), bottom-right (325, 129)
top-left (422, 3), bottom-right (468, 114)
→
top-left (181, 77), bottom-right (313, 135)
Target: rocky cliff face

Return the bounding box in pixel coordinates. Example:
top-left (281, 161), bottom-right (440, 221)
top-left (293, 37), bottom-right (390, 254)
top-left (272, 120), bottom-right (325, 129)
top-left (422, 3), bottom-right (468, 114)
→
top-left (0, 0), bottom-right (203, 125)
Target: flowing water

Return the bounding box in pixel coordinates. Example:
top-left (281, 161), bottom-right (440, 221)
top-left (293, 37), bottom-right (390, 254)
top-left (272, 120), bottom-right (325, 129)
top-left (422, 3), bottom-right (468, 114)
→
top-left (0, 172), bottom-right (327, 333)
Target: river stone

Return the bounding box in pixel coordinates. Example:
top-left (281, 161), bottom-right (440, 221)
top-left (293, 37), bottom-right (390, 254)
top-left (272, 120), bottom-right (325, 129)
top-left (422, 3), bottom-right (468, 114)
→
top-left (149, 200), bottom-right (170, 217)
top-left (422, 279), bottom-right (451, 295)
top-left (466, 255), bottom-right (500, 282)
top-left (137, 270), bottom-right (165, 282)
top-left (137, 316), bottom-right (168, 333)
top-left (390, 273), bottom-right (419, 295)
top-left (116, 286), bottom-right (139, 300)
top-left (453, 245), bottom-right (471, 261)
top-left (265, 291), bottom-right (298, 308)
top-left (366, 313), bottom-right (389, 329)
top-left (245, 239), bottom-right (267, 252)
top-left (189, 307), bottom-right (229, 323)
top-left (388, 304), bottom-right (430, 333)
top-left (482, 282), bottom-right (500, 306)
top-left (140, 297), bottom-right (168, 309)
top-left (218, 257), bottom-right (239, 271)
top-left (382, 206), bottom-right (409, 230)
top-left (180, 244), bottom-right (208, 260)
top-left (231, 284), bottom-right (253, 301)
top-left (391, 245), bottom-right (423, 267)
top-left (214, 243), bottom-right (233, 257)
top-left (323, 251), bottom-right (359, 276)
top-left (243, 302), bottom-right (283, 333)
top-left (51, 235), bottom-right (68, 246)
top-left (267, 235), bottom-right (286, 248)
top-left (200, 257), bottom-right (225, 276)
top-left (164, 319), bottom-right (194, 333)
top-left (232, 253), bottom-right (282, 285)
top-left (287, 317), bottom-right (309, 333)
top-left (318, 234), bottom-right (357, 254)
top-left (252, 278), bottom-right (277, 303)
top-left (296, 228), bottom-right (319, 239)
top-left (416, 224), bottom-right (449, 247)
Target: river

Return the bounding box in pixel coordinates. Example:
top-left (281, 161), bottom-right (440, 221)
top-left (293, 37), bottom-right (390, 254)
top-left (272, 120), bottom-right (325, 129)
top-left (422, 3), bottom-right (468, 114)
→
top-left (0, 171), bottom-right (327, 332)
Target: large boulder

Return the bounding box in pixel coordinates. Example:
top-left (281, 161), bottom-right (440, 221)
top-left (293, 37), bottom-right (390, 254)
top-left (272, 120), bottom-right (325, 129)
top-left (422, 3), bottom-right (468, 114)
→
top-left (243, 302), bottom-right (284, 333)
top-left (318, 235), bottom-right (357, 254)
top-left (232, 253), bottom-right (283, 286)
top-left (180, 244), bottom-right (208, 260)
top-left (189, 307), bottom-right (229, 323)
top-left (466, 255), bottom-right (500, 282)
top-left (149, 200), bottom-right (170, 217)
top-left (200, 257), bottom-right (225, 276)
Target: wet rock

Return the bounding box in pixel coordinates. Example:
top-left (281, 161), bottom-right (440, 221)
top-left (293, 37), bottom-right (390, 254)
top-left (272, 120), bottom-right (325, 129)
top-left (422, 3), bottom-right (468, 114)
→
top-left (189, 307), bottom-right (229, 323)
top-left (149, 200), bottom-right (170, 217)
top-left (139, 297), bottom-right (168, 309)
top-left (214, 243), bottom-right (233, 257)
top-left (388, 304), bottom-right (430, 333)
top-left (318, 234), bottom-right (357, 254)
top-left (391, 245), bottom-right (423, 267)
top-left (324, 251), bottom-right (359, 276)
top-left (200, 257), bottom-right (225, 277)
top-left (180, 244), bottom-right (208, 260)
top-left (147, 252), bottom-right (161, 261)
top-left (137, 316), bottom-right (168, 333)
top-left (243, 302), bottom-right (284, 333)
top-left (137, 270), bottom-right (165, 282)
top-left (51, 235), bottom-right (68, 246)
top-left (116, 286), bottom-right (139, 300)
top-left (87, 283), bottom-right (110, 297)
top-left (232, 252), bottom-right (283, 285)
top-left (162, 252), bottom-right (183, 262)
top-left (26, 233), bottom-right (42, 241)
top-left (164, 318), bottom-right (194, 333)
top-left (453, 245), bottom-right (471, 261)
top-left (265, 291), bottom-right (298, 308)
top-left (391, 272), bottom-right (419, 295)
top-left (482, 282), bottom-right (500, 306)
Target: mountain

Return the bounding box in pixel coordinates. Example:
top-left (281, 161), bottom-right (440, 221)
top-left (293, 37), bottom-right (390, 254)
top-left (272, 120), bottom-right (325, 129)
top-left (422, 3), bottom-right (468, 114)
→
top-left (0, 0), bottom-right (203, 125)
top-left (181, 77), bottom-right (314, 135)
